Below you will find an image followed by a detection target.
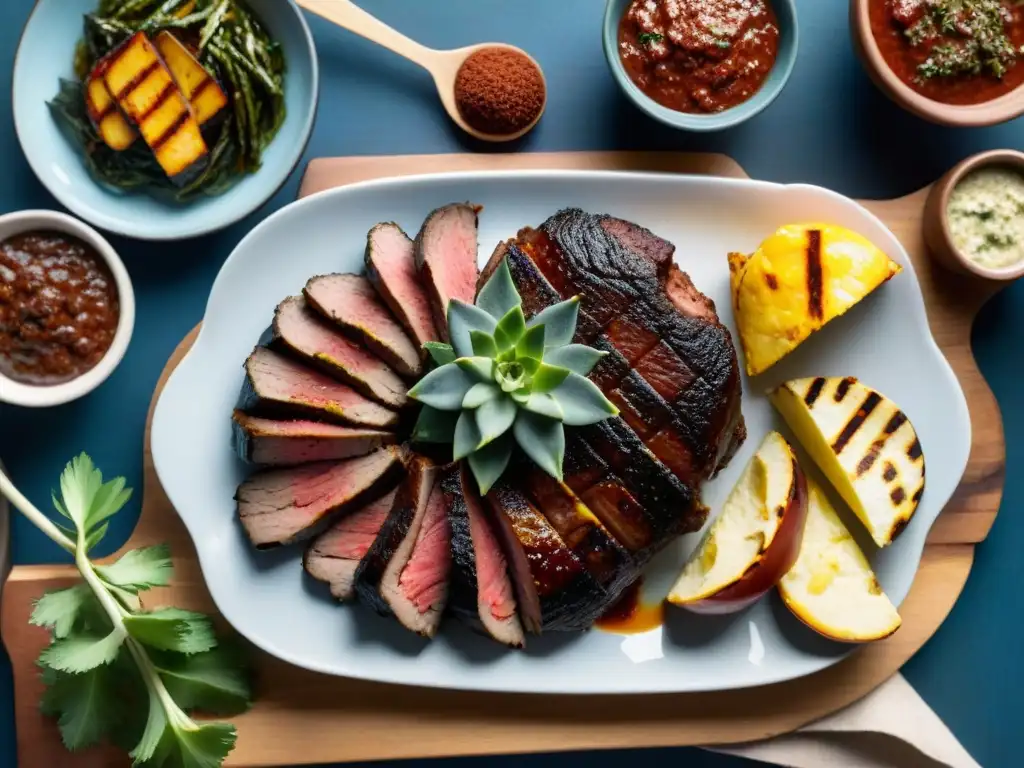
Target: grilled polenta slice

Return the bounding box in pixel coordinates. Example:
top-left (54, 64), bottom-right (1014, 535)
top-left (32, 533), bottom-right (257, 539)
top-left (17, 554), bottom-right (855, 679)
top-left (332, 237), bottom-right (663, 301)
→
top-left (729, 224), bottom-right (902, 376)
top-left (770, 377), bottom-right (924, 548)
top-left (102, 32), bottom-right (208, 180)
top-left (155, 32), bottom-right (228, 126)
top-left (85, 65), bottom-right (137, 151)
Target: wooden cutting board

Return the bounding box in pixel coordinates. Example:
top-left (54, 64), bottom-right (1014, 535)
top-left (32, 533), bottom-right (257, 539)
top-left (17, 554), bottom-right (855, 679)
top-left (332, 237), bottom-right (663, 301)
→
top-left (1, 152), bottom-right (1005, 767)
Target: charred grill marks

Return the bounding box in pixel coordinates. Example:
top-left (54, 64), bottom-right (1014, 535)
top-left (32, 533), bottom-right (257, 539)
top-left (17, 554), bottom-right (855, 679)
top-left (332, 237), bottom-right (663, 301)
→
top-left (831, 392), bottom-right (882, 455)
top-left (806, 228), bottom-right (824, 320)
top-left (804, 377), bottom-right (826, 407)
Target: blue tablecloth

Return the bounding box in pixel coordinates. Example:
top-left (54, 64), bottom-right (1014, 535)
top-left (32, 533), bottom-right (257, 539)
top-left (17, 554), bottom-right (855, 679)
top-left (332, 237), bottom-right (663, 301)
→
top-left (1, 1), bottom-right (1022, 766)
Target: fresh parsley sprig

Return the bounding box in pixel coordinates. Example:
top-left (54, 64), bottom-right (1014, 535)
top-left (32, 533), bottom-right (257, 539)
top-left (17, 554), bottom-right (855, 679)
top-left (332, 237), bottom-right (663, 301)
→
top-left (0, 454), bottom-right (251, 767)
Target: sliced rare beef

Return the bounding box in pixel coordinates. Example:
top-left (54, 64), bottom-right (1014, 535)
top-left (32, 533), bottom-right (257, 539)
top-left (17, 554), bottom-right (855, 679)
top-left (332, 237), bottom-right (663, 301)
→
top-left (414, 203), bottom-right (480, 339)
top-left (443, 462), bottom-right (525, 648)
top-left (600, 216), bottom-right (675, 278)
top-left (238, 346), bottom-right (398, 430)
top-left (272, 296), bottom-right (408, 409)
top-left (486, 482), bottom-right (610, 633)
top-left (235, 445), bottom-right (407, 549)
top-left (304, 490), bottom-right (397, 601)
top-left (364, 222), bottom-right (439, 350)
top-left (304, 274), bottom-right (423, 379)
top-left (354, 457), bottom-right (450, 637)
top-left (519, 464), bottom-right (635, 591)
top-left (232, 411), bottom-right (395, 466)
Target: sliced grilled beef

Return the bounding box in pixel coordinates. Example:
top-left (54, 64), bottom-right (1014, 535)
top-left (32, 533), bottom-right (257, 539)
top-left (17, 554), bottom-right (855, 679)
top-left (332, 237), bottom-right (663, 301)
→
top-left (443, 462), bottom-right (525, 648)
top-left (414, 203), bottom-right (480, 338)
top-left (304, 274), bottom-right (422, 379)
top-left (272, 296), bottom-right (407, 409)
top-left (354, 457), bottom-right (450, 637)
top-left (364, 222), bottom-right (439, 350)
top-left (304, 490), bottom-right (397, 601)
top-left (235, 445), bottom-right (407, 549)
top-left (601, 216), bottom-right (675, 278)
top-left (519, 464), bottom-right (634, 591)
top-left (238, 347), bottom-right (398, 429)
top-left (486, 482), bottom-right (610, 633)
top-left (232, 411), bottom-right (395, 466)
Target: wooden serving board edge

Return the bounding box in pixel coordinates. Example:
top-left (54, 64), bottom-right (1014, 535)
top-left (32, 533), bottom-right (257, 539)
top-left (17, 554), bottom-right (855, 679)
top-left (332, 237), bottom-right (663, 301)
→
top-left (1, 151), bottom-right (1005, 767)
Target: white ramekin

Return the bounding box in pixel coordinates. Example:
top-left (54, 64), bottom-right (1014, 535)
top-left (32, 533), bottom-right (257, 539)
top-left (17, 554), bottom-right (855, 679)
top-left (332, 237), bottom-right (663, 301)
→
top-left (0, 210), bottom-right (135, 407)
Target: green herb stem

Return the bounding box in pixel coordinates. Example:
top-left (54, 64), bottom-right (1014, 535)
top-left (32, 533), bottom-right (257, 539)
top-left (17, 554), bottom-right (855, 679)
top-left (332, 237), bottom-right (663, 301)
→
top-left (0, 467), bottom-right (76, 554)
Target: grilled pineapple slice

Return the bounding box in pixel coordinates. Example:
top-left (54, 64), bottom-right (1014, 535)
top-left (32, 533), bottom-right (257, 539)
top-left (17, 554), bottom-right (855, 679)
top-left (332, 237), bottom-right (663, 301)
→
top-left (729, 224), bottom-right (902, 376)
top-left (85, 62), bottom-right (137, 151)
top-left (770, 376), bottom-right (924, 548)
top-left (778, 478), bottom-right (901, 643)
top-left (102, 31), bottom-right (208, 180)
top-left (155, 32), bottom-right (228, 126)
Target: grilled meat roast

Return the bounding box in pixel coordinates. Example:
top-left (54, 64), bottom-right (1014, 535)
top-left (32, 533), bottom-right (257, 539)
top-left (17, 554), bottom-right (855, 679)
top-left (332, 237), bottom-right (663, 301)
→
top-left (233, 205), bottom-right (744, 644)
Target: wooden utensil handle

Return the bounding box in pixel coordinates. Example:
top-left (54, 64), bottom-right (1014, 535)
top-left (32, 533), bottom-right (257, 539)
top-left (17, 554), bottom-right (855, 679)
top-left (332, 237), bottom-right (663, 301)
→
top-left (295, 0), bottom-right (439, 70)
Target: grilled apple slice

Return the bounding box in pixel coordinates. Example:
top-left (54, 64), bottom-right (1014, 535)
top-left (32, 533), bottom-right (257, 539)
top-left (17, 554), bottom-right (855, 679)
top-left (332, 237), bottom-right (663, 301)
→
top-left (770, 376), bottom-right (924, 548)
top-left (728, 223), bottom-right (902, 376)
top-left (778, 479), bottom-right (901, 642)
top-left (667, 431), bottom-right (808, 614)
top-left (85, 65), bottom-right (137, 151)
top-left (102, 31), bottom-right (208, 180)
top-left (155, 32), bottom-right (228, 126)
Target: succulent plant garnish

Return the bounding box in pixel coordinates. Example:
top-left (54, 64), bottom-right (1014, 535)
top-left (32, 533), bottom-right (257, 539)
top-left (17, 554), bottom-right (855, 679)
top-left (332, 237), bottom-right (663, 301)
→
top-left (409, 258), bottom-right (619, 495)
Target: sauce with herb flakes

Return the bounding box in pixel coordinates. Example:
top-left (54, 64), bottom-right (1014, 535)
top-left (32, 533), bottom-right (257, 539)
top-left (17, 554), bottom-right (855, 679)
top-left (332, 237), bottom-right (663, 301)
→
top-left (0, 232), bottom-right (119, 386)
top-left (947, 165), bottom-right (1024, 269)
top-left (869, 0), bottom-right (1024, 105)
top-left (617, 0), bottom-right (780, 114)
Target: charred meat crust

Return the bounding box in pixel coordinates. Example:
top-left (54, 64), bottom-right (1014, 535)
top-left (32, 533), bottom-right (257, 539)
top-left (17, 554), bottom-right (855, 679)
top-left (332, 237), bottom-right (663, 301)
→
top-left (442, 463), bottom-right (526, 648)
top-left (413, 203), bottom-right (481, 340)
top-left (304, 274), bottom-right (423, 379)
top-left (486, 482), bottom-right (610, 633)
top-left (235, 446), bottom-right (407, 550)
top-left (271, 296), bottom-right (408, 409)
top-left (364, 222), bottom-right (440, 350)
top-left (237, 346), bottom-right (399, 430)
top-left (353, 457), bottom-right (440, 628)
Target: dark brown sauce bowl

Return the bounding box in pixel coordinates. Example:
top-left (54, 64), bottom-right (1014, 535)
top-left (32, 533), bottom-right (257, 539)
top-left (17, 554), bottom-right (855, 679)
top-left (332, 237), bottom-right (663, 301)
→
top-left (0, 211), bottom-right (135, 407)
top-left (851, 0), bottom-right (1024, 127)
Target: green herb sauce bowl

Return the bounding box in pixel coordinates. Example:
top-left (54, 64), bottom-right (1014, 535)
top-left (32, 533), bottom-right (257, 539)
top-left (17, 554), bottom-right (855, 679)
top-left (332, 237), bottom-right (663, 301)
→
top-left (602, 0), bottom-right (799, 132)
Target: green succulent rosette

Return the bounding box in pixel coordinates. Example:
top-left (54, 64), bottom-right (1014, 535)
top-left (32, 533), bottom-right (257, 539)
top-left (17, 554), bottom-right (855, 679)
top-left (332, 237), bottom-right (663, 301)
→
top-left (409, 259), bottom-right (619, 494)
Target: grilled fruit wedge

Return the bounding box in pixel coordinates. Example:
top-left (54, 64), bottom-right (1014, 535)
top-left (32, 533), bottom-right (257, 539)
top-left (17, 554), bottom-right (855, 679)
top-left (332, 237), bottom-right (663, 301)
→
top-left (154, 32), bottom-right (228, 126)
top-left (667, 431), bottom-right (808, 614)
top-left (85, 65), bottom-right (137, 151)
top-left (770, 376), bottom-right (924, 547)
top-left (728, 223), bottom-right (901, 376)
top-left (778, 480), bottom-right (901, 642)
top-left (102, 31), bottom-right (208, 180)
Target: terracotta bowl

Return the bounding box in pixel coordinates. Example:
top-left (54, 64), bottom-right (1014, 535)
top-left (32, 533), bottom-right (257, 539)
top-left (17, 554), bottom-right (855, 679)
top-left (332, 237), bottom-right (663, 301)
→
top-left (923, 150), bottom-right (1024, 283)
top-left (850, 0), bottom-right (1024, 127)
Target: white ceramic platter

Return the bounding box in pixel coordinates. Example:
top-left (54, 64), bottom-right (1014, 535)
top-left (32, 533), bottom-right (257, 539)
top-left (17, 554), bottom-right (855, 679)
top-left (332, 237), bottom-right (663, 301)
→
top-left (151, 171), bottom-right (970, 694)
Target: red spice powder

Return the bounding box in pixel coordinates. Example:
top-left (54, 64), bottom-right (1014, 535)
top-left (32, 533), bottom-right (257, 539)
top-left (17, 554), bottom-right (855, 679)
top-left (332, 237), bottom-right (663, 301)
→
top-left (454, 47), bottom-right (546, 136)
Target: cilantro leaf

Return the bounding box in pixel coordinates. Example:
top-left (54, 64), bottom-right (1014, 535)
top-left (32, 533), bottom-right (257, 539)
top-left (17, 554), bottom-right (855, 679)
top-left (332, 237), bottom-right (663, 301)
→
top-left (124, 609), bottom-right (216, 655)
top-left (153, 647), bottom-right (252, 716)
top-left (85, 474), bottom-right (132, 532)
top-left (147, 722), bottom-right (238, 768)
top-left (39, 664), bottom-right (123, 751)
top-left (31, 585), bottom-right (93, 639)
top-left (57, 453), bottom-right (103, 529)
top-left (131, 686), bottom-right (169, 763)
top-left (39, 630), bottom-right (126, 673)
top-left (85, 521), bottom-right (109, 553)
top-left (97, 544), bottom-right (174, 593)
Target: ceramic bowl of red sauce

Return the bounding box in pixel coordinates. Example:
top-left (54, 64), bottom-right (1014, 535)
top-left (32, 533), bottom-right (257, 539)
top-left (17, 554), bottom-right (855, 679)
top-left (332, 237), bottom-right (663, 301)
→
top-left (603, 0), bottom-right (799, 131)
top-left (852, 0), bottom-right (1024, 126)
top-left (0, 210), bottom-right (134, 408)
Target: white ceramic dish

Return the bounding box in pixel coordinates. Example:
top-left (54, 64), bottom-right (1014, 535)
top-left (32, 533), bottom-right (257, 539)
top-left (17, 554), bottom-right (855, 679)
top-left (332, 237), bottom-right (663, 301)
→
top-left (151, 171), bottom-right (970, 694)
top-left (0, 210), bottom-right (135, 408)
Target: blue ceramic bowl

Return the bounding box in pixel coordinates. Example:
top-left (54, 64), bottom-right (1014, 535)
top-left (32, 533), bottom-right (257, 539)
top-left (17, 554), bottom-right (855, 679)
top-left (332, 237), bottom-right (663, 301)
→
top-left (13, 0), bottom-right (318, 241)
top-left (602, 0), bottom-right (798, 132)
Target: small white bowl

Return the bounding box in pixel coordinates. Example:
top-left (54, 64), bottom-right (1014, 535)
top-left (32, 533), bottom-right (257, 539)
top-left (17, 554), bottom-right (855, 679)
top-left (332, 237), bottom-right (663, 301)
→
top-left (0, 210), bottom-right (135, 408)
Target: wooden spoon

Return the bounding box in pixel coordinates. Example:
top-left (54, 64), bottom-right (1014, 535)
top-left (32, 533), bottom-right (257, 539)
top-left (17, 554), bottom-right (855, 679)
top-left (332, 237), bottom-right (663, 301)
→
top-left (296, 0), bottom-right (547, 142)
